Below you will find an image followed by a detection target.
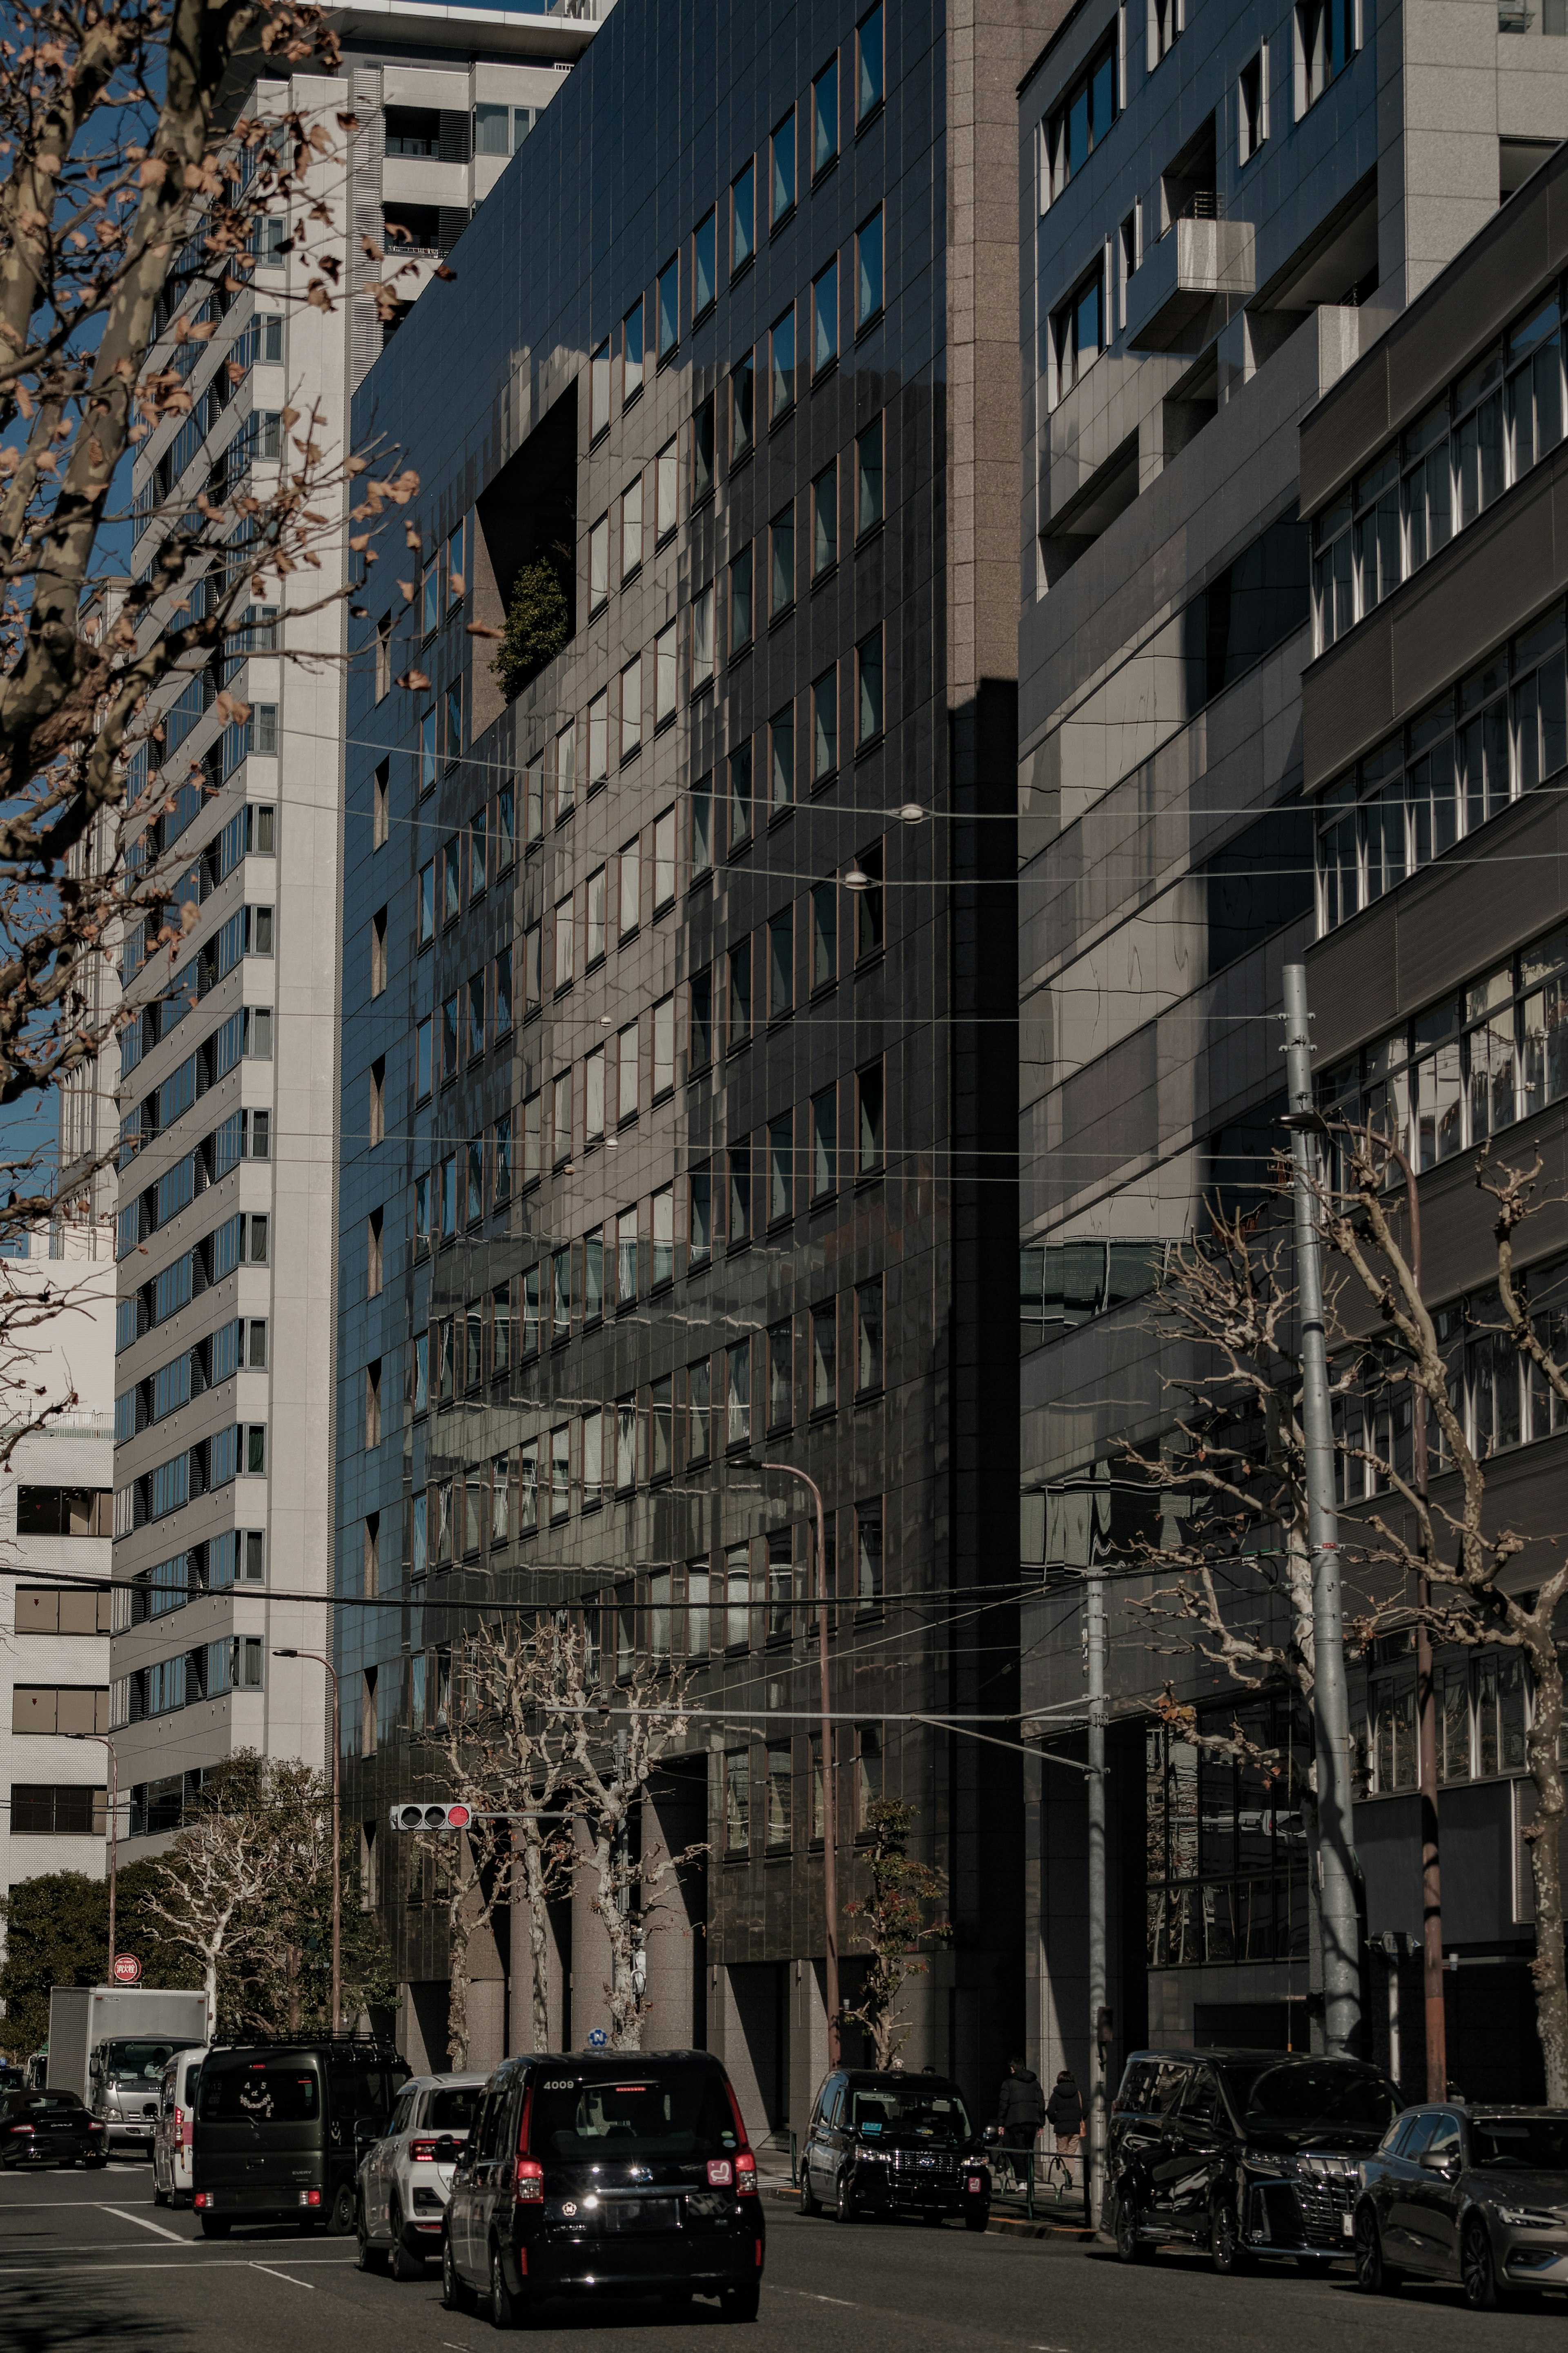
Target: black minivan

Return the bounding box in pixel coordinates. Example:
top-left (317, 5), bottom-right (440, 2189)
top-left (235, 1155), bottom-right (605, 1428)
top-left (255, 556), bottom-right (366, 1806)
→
top-left (798, 2069), bottom-right (991, 2228)
top-left (442, 2050), bottom-right (764, 2326)
top-left (192, 2038), bottom-right (408, 2237)
top-left (1107, 2047), bottom-right (1402, 2272)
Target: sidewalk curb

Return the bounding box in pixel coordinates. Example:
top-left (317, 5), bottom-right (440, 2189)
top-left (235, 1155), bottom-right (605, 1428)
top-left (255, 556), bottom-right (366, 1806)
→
top-left (768, 2184), bottom-right (1097, 2241)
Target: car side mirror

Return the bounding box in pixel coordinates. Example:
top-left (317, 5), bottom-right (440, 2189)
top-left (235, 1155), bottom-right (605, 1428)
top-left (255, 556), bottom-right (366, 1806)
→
top-left (1422, 2150), bottom-right (1460, 2178)
top-left (435, 2136), bottom-right (459, 2163)
top-left (353, 2117), bottom-right (381, 2152)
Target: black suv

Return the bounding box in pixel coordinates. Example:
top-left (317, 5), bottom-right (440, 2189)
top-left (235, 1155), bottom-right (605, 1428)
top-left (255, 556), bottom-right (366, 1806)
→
top-left (1107, 2047), bottom-right (1402, 2271)
top-left (799, 2068), bottom-right (991, 2228)
top-left (441, 2050), bottom-right (764, 2325)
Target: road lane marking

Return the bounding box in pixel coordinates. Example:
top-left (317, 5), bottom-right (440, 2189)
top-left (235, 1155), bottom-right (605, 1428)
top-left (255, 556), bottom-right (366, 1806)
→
top-left (0, 2259), bottom-right (358, 2275)
top-left (773, 2287), bottom-right (860, 2308)
top-left (249, 2263), bottom-right (315, 2289)
top-left (99, 2205), bottom-right (186, 2242)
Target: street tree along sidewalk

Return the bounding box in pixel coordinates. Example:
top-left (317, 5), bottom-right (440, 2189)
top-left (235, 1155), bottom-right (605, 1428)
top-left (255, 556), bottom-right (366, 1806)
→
top-left (1126, 1139), bottom-right (1568, 2101)
top-left (836, 1800), bottom-right (951, 2070)
top-left (0, 0), bottom-right (454, 1265)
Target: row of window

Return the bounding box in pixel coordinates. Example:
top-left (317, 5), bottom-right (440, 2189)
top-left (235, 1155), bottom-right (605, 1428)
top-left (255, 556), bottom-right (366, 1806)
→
top-left (13, 1586), bottom-right (113, 1635)
top-left (119, 1530), bottom-right (267, 1626)
top-left (1315, 283), bottom-right (1565, 651)
top-left (118, 904), bottom-right (273, 1081)
top-left (10, 1686), bottom-right (110, 1737)
top-left (1316, 600), bottom-right (1567, 932)
top-left (722, 1729), bottom-right (883, 1856)
top-left (122, 801), bottom-right (276, 986)
top-left (116, 1008), bottom-right (273, 1192)
top-left (1364, 1639), bottom-right (1532, 1795)
top-left (113, 1422), bottom-right (268, 1536)
top-left (7, 1783), bottom-right (107, 1835)
top-left (117, 1106), bottom-right (271, 1267)
top-left (115, 1316), bottom-right (269, 1442)
top-left (1019, 1237), bottom-right (1173, 1352)
top-left (1317, 913), bottom-right (1568, 1173)
top-left (118, 1202), bottom-right (270, 1355)
top-left (585, 5), bottom-right (886, 445)
top-left (109, 1634), bottom-right (265, 1727)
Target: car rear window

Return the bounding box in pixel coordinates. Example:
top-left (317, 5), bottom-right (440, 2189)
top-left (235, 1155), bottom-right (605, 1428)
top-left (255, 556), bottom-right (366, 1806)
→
top-left (425, 2088), bottom-right (479, 2133)
top-left (12, 2092), bottom-right (82, 2114)
top-left (530, 2073), bottom-right (738, 2161)
top-left (200, 2064), bottom-right (320, 2123)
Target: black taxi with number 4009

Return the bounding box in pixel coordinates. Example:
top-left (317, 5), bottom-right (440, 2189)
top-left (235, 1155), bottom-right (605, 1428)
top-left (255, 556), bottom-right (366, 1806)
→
top-left (441, 2050), bottom-right (764, 2326)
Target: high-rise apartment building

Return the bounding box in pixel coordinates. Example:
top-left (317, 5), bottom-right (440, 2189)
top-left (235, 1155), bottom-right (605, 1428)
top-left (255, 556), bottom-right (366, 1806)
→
top-left (105, 4), bottom-right (602, 1863)
top-left (1016, 0), bottom-right (1568, 2091)
top-left (336, 0), bottom-right (1049, 2115)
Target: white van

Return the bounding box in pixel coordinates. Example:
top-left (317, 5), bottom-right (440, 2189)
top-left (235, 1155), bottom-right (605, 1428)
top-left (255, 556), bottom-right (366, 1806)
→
top-left (152, 2045), bottom-right (208, 2206)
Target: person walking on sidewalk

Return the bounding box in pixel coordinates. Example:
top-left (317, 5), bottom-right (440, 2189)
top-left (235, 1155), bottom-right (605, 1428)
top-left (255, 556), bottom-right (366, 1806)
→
top-left (1046, 2070), bottom-right (1086, 2199)
top-left (994, 2058), bottom-right (1045, 2194)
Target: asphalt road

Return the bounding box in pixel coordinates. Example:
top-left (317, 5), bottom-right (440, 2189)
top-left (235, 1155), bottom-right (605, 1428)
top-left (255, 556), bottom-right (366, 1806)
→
top-left (6, 2158), bottom-right (1568, 2353)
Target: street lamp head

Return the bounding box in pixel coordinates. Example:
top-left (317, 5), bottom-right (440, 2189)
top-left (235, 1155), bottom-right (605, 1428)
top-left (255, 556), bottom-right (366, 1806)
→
top-left (272, 1647), bottom-right (299, 1659)
top-left (897, 802), bottom-right (924, 824)
top-left (843, 863), bottom-right (871, 892)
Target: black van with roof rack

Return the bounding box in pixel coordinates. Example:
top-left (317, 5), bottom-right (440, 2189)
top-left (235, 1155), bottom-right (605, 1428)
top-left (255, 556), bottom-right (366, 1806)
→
top-left (1108, 2046), bottom-right (1403, 2273)
top-left (192, 2035), bottom-right (408, 2238)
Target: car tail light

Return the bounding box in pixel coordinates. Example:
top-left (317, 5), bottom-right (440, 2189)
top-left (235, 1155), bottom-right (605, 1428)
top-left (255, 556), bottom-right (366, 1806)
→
top-left (194, 2192), bottom-right (212, 2208)
top-left (298, 2190), bottom-right (321, 2208)
top-left (516, 2087), bottom-right (533, 2157)
top-left (516, 2159), bottom-right (544, 2203)
top-left (706, 2159), bottom-right (733, 2187)
top-left (735, 2151), bottom-right (758, 2197)
top-left (173, 2108), bottom-right (184, 2131)
top-left (411, 2139), bottom-right (440, 2162)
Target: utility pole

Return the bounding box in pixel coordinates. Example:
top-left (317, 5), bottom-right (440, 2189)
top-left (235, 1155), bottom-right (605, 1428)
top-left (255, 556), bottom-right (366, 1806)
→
top-left (72, 1733), bottom-right (118, 1979)
top-left (613, 1726), bottom-right (630, 2012)
top-left (1282, 964), bottom-right (1361, 2057)
top-left (273, 1649), bottom-right (341, 2034)
top-left (1085, 1566), bottom-right (1107, 2228)
top-left (762, 1465), bottom-right (839, 2066)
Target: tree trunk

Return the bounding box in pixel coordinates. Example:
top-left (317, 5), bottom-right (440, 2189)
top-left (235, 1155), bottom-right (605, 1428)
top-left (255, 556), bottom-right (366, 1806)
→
top-left (522, 1838), bottom-right (552, 2054)
top-left (446, 1907), bottom-right (472, 2070)
top-left (204, 1955), bottom-right (218, 2043)
top-left (1526, 1637), bottom-right (1568, 2103)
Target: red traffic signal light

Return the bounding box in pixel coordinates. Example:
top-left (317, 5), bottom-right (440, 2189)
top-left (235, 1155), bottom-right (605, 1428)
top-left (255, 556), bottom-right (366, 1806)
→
top-left (389, 1801), bottom-right (473, 1832)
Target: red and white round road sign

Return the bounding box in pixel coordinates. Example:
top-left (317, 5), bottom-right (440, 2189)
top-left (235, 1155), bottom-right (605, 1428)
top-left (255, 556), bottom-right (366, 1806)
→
top-left (111, 1953), bottom-right (141, 1985)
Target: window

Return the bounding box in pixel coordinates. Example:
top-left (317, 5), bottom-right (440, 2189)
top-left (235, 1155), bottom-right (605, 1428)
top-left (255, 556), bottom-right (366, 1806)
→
top-left (552, 1246), bottom-right (571, 1338)
top-left (770, 306), bottom-right (796, 421)
top-left (9, 1784), bottom-right (108, 1836)
top-left (856, 1721), bottom-right (883, 1815)
top-left (728, 1140), bottom-right (751, 1245)
top-left (519, 1439), bottom-right (538, 1531)
top-left (855, 628), bottom-right (883, 746)
top-left (621, 475), bottom-right (643, 578)
top-left (1239, 47), bottom-right (1269, 162)
top-left (1151, 0), bottom-right (1183, 65)
top-left (618, 1021), bottom-right (639, 1121)
top-left (584, 1230), bottom-right (604, 1320)
top-left (855, 208), bottom-right (883, 329)
top-left (692, 395), bottom-right (715, 505)
top-left (813, 259), bottom-right (839, 374)
top-left (726, 1749), bottom-right (751, 1850)
top-left (691, 583), bottom-right (715, 690)
top-left (552, 1068), bottom-right (572, 1166)
top-left (856, 1276), bottom-right (884, 1390)
top-left (769, 505), bottom-right (795, 620)
top-left (469, 808), bottom-right (488, 900)
top-left (657, 254), bottom-right (679, 359)
top-left (769, 706), bottom-right (794, 813)
top-left (590, 339), bottom-right (610, 441)
top-left (728, 937), bottom-right (752, 1046)
top-left (621, 655), bottom-right (642, 760)
top-left (693, 208), bottom-right (717, 319)
top-left (623, 297), bottom-right (646, 401)
top-left (811, 1300), bottom-right (837, 1410)
top-left (441, 838), bottom-right (461, 926)
top-left (494, 1109), bottom-right (512, 1200)
top-left (1119, 207), bottom-right (1141, 323)
top-left (1052, 261), bottom-right (1105, 402)
top-left (726, 1340), bottom-right (751, 1447)
top-left (690, 968), bottom-right (713, 1068)
top-left (652, 1185), bottom-right (674, 1286)
top-left (556, 718), bottom-right (576, 816)
top-left (467, 970), bottom-right (485, 1060)
top-left (375, 616), bottom-right (391, 702)
top-left (523, 1093), bottom-right (541, 1185)
top-left (732, 160), bottom-right (755, 273)
top-left (656, 438), bottom-right (679, 538)
top-left (766, 1742), bottom-right (792, 1847)
top-left (1045, 33), bottom-right (1118, 202)
top-left (688, 1360), bottom-right (711, 1460)
top-left (811, 1085), bottom-right (837, 1197)
top-left (525, 754), bottom-right (543, 843)
top-left (370, 906), bottom-right (387, 996)
top-left (1296, 0), bottom-right (1355, 113)
top-left (654, 806), bottom-right (677, 910)
top-left (767, 1112), bottom-right (793, 1224)
top-left (856, 841), bottom-right (884, 958)
top-left (730, 544), bottom-right (754, 654)
top-left (585, 1046), bottom-right (605, 1143)
top-left (586, 865), bottom-right (607, 964)
top-left (812, 668), bottom-right (837, 781)
top-left (728, 740), bottom-right (753, 850)
top-left (419, 707), bottom-right (437, 794)
top-left (690, 1163), bottom-right (712, 1261)
top-left (856, 415), bottom-right (884, 535)
top-left (771, 109), bottom-right (796, 225)
top-left (588, 690), bottom-right (608, 788)
top-left (858, 6), bottom-right (884, 120)
top-left (654, 622), bottom-right (678, 729)
top-left (369, 1055), bottom-right (385, 1144)
top-left (550, 1424), bottom-right (570, 1518)
top-left (813, 57), bottom-right (839, 174)
top-left (554, 895), bottom-right (574, 990)
top-left (810, 879), bottom-right (837, 988)
top-left (855, 1062), bottom-right (886, 1176)
top-left (856, 1499), bottom-right (884, 1606)
top-left (524, 920), bottom-right (542, 1010)
top-left (765, 1320), bottom-right (794, 1431)
top-left (372, 759), bottom-right (389, 845)
top-left (497, 782), bottom-right (514, 872)
top-left (692, 775), bottom-right (714, 880)
top-left (418, 862), bottom-right (435, 947)
top-left (589, 513), bottom-right (609, 612)
top-left (768, 909), bottom-right (793, 1017)
top-left (653, 994), bottom-right (675, 1095)
top-left (812, 461), bottom-right (838, 577)
top-left (619, 835), bottom-right (640, 938)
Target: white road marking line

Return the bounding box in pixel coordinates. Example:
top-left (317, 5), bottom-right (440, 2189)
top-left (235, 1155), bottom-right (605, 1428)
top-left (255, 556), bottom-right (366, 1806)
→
top-left (774, 2287), bottom-right (859, 2308)
top-left (99, 2205), bottom-right (186, 2242)
top-left (249, 2263), bottom-right (315, 2289)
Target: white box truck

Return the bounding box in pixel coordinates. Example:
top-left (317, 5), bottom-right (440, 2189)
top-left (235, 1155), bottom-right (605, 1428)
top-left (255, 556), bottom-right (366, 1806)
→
top-left (48, 1987), bottom-right (209, 2150)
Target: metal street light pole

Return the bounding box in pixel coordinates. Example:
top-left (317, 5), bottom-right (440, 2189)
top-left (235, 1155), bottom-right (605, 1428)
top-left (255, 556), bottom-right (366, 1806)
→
top-left (1282, 965), bottom-right (1361, 2057)
top-left (71, 1731), bottom-right (118, 1977)
top-left (1332, 1120), bottom-right (1444, 2100)
top-left (274, 1648), bottom-right (341, 2034)
top-left (762, 1465), bottom-right (838, 2066)
top-left (1085, 1566), bottom-right (1107, 2228)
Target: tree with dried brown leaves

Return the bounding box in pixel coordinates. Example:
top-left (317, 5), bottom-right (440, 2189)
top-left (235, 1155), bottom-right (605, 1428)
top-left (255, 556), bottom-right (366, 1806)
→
top-left (837, 1800), bottom-right (950, 2070)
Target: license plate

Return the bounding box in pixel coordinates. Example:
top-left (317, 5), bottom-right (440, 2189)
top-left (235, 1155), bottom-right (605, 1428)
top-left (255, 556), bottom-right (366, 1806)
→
top-left (1341, 2214), bottom-right (1354, 2237)
top-left (589, 2199), bottom-right (679, 2235)
top-left (968, 2177), bottom-right (982, 2193)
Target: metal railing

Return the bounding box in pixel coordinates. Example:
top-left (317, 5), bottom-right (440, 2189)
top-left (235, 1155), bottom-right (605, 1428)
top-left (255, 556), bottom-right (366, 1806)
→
top-left (987, 2145), bottom-right (1092, 2227)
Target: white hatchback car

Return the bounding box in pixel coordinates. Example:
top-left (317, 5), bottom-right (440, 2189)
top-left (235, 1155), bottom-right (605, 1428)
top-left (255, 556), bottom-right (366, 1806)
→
top-left (356, 2070), bottom-right (484, 2279)
top-left (152, 2046), bottom-right (208, 2207)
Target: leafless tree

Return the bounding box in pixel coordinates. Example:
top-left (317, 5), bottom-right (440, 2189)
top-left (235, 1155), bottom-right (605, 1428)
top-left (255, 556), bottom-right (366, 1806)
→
top-left (138, 1750), bottom-right (276, 2036)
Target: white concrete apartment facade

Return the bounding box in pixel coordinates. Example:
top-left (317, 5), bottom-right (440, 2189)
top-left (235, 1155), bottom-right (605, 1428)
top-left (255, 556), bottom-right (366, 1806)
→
top-left (102, 2), bottom-right (607, 1859)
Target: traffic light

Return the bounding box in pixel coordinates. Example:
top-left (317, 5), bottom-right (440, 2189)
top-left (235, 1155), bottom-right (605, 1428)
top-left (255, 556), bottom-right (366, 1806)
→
top-left (390, 1801), bottom-right (472, 1831)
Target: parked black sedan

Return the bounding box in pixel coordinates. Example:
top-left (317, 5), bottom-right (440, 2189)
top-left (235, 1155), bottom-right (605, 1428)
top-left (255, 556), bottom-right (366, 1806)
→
top-left (1354, 2103), bottom-right (1568, 2308)
top-left (1107, 2047), bottom-right (1402, 2270)
top-left (1, 2087), bottom-right (108, 2168)
top-left (798, 2070), bottom-right (991, 2228)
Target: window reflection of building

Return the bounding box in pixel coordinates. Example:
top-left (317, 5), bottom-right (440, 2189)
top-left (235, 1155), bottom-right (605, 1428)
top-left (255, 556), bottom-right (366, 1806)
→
top-left (1145, 1696), bottom-right (1310, 1968)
